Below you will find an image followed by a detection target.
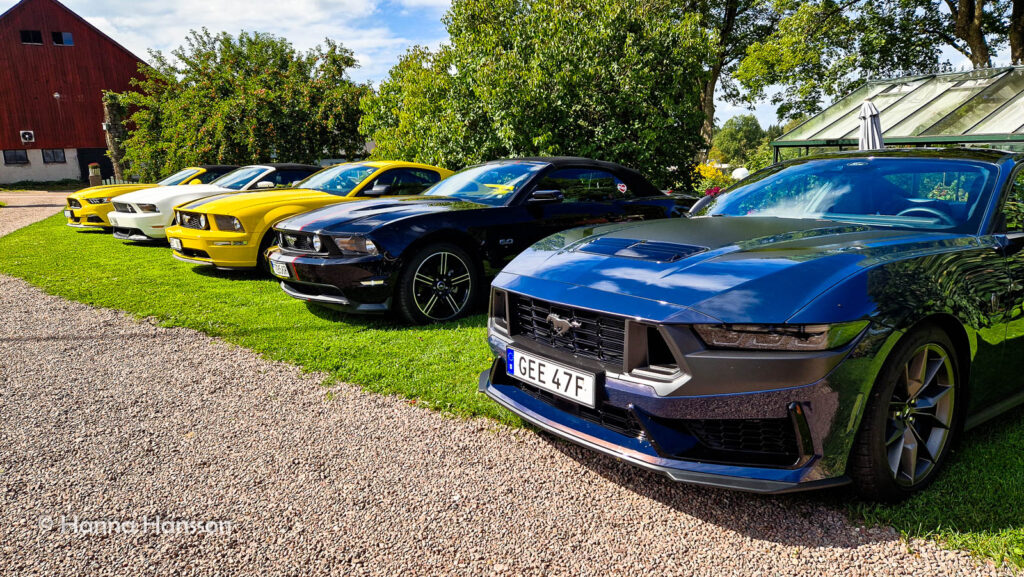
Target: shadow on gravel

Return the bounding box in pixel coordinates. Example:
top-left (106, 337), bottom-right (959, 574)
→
top-left (539, 433), bottom-right (891, 550)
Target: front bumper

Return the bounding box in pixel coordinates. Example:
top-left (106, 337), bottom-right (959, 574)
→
top-left (64, 204), bottom-right (113, 228)
top-left (268, 250), bottom-right (396, 313)
top-left (480, 328), bottom-right (880, 493)
top-left (107, 210), bottom-right (171, 239)
top-left (166, 225), bottom-right (258, 269)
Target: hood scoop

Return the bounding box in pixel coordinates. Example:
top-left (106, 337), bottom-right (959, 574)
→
top-left (576, 237), bottom-right (706, 263)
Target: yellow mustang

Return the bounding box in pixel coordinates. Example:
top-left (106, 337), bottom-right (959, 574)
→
top-left (64, 165), bottom-right (238, 229)
top-left (166, 161), bottom-right (453, 270)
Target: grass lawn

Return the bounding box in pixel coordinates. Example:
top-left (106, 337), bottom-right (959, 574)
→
top-left (1, 215), bottom-right (1022, 570)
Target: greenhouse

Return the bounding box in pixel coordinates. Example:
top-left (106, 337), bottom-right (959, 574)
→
top-left (772, 66), bottom-right (1024, 160)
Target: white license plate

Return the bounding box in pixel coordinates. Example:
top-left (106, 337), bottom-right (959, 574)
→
top-left (64, 209), bottom-right (72, 218)
top-left (271, 261), bottom-right (290, 279)
top-left (506, 347), bottom-right (596, 407)
top-left (169, 238), bottom-right (182, 251)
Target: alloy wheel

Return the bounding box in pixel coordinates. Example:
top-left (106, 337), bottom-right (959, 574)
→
top-left (412, 251), bottom-right (472, 320)
top-left (885, 343), bottom-right (956, 487)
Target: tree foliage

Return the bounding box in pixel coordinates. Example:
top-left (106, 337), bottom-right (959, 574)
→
top-left (117, 29), bottom-right (369, 180)
top-left (711, 114), bottom-right (766, 165)
top-left (736, 0), bottom-right (1024, 120)
top-left (360, 0), bottom-right (715, 187)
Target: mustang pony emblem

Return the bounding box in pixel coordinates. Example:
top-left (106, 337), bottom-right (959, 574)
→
top-left (546, 313), bottom-right (582, 336)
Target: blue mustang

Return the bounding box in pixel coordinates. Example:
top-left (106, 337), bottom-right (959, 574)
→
top-left (480, 148), bottom-right (1024, 499)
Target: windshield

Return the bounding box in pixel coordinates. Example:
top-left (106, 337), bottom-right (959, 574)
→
top-left (698, 157), bottom-right (998, 233)
top-left (296, 163), bottom-right (377, 195)
top-left (157, 168), bottom-right (200, 186)
top-left (422, 162), bottom-right (545, 206)
top-left (210, 167), bottom-right (268, 191)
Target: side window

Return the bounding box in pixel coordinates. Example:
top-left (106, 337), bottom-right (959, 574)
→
top-left (535, 168), bottom-right (630, 202)
top-left (274, 169), bottom-right (315, 186)
top-left (1004, 171), bottom-right (1024, 232)
top-left (366, 168), bottom-right (440, 195)
top-left (197, 171), bottom-right (224, 183)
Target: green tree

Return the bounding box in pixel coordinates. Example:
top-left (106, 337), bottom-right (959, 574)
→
top-left (117, 29), bottom-right (369, 180)
top-left (712, 114), bottom-right (765, 165)
top-left (360, 0), bottom-right (715, 187)
top-left (736, 0), bottom-right (1024, 120)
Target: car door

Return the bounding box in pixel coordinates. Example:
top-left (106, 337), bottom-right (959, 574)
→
top-left (988, 167), bottom-right (1024, 412)
top-left (521, 167), bottom-right (640, 245)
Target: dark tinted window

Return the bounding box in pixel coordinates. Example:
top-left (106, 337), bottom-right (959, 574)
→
top-left (3, 150), bottom-right (29, 165)
top-left (20, 30), bottom-right (42, 44)
top-left (197, 169), bottom-right (230, 183)
top-left (42, 149), bottom-right (65, 163)
top-left (536, 168), bottom-right (630, 202)
top-left (264, 169), bottom-right (316, 186)
top-left (364, 168), bottom-right (440, 196)
top-left (52, 32), bottom-right (73, 45)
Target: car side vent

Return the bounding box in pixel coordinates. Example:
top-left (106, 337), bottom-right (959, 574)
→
top-left (578, 238), bottom-right (705, 263)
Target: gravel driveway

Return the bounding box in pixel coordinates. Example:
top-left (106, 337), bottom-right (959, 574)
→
top-left (0, 197), bottom-right (1007, 576)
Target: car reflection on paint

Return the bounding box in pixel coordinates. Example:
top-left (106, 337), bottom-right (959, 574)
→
top-left (481, 148), bottom-right (1024, 499)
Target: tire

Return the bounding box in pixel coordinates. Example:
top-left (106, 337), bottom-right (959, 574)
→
top-left (395, 242), bottom-right (480, 324)
top-left (256, 231), bottom-right (277, 275)
top-left (848, 325), bottom-right (962, 501)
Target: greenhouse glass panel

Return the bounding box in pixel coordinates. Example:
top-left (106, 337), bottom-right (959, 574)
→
top-left (838, 76), bottom-right (955, 138)
top-left (969, 90), bottom-right (1024, 133)
top-left (777, 83), bottom-right (885, 142)
top-left (885, 80), bottom-right (999, 137)
top-left (923, 69), bottom-right (1024, 135)
top-left (813, 79), bottom-right (929, 140)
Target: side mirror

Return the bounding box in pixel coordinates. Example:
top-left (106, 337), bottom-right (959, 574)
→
top-left (364, 184), bottom-right (392, 197)
top-left (255, 181), bottom-right (276, 189)
top-left (188, 179), bottom-right (203, 185)
top-left (528, 189), bottom-right (564, 203)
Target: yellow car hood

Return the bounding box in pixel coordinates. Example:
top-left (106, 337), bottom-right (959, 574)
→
top-left (179, 188), bottom-right (342, 214)
top-left (70, 183), bottom-right (158, 200)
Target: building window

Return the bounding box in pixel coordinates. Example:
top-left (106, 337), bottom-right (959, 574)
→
top-left (19, 30), bottom-right (43, 44)
top-left (3, 150), bottom-right (30, 165)
top-left (51, 31), bottom-right (73, 46)
top-left (42, 149), bottom-right (66, 164)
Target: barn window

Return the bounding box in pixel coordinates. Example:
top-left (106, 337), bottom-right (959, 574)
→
top-left (19, 30), bottom-right (43, 44)
top-left (42, 149), bottom-right (66, 164)
top-left (52, 32), bottom-right (73, 46)
top-left (3, 150), bottom-right (30, 165)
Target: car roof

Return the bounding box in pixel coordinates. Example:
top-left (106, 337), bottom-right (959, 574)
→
top-left (195, 164), bottom-right (240, 171)
top-left (792, 147), bottom-right (1021, 165)
top-left (359, 160), bottom-right (446, 170)
top-left (489, 156), bottom-right (661, 195)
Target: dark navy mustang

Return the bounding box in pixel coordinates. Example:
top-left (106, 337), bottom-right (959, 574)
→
top-left (268, 157), bottom-right (694, 324)
top-left (481, 149), bottom-right (1024, 499)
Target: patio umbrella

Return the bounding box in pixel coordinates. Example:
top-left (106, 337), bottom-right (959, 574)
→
top-left (858, 100), bottom-right (884, 150)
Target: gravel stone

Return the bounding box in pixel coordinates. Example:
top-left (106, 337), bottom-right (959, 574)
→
top-left (0, 193), bottom-right (1008, 576)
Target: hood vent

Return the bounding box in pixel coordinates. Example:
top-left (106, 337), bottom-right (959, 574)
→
top-left (577, 237), bottom-right (706, 263)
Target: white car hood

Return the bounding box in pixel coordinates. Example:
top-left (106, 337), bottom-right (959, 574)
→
top-left (115, 184), bottom-right (234, 210)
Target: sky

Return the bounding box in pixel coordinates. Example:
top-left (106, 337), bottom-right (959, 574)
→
top-left (4, 0), bottom-right (998, 130)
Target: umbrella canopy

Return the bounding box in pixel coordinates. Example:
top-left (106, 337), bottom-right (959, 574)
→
top-left (858, 100), bottom-right (884, 150)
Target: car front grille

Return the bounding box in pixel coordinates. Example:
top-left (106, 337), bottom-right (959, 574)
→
top-left (686, 418), bottom-right (799, 462)
top-left (509, 294), bottom-right (626, 366)
top-left (178, 211), bottom-right (209, 230)
top-left (67, 198), bottom-right (81, 209)
top-left (112, 202), bottom-right (135, 213)
top-left (279, 231), bottom-right (317, 252)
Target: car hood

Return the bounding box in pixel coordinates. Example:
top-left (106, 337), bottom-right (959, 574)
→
top-left (70, 183), bottom-right (157, 199)
top-left (115, 184), bottom-right (231, 205)
top-left (499, 216), bottom-right (974, 324)
top-left (177, 188), bottom-right (338, 214)
top-left (275, 196), bottom-right (487, 233)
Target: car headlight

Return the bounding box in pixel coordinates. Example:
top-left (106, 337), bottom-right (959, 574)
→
top-left (332, 235), bottom-right (378, 256)
top-left (213, 215), bottom-right (244, 232)
top-left (312, 235), bottom-right (323, 252)
top-left (138, 203), bottom-right (159, 213)
top-left (693, 321), bottom-right (868, 351)
top-left (175, 211), bottom-right (182, 225)
top-left (199, 214), bottom-right (207, 229)
top-left (86, 197), bottom-right (112, 204)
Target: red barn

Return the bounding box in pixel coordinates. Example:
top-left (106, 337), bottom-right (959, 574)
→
top-left (0, 0), bottom-right (142, 183)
